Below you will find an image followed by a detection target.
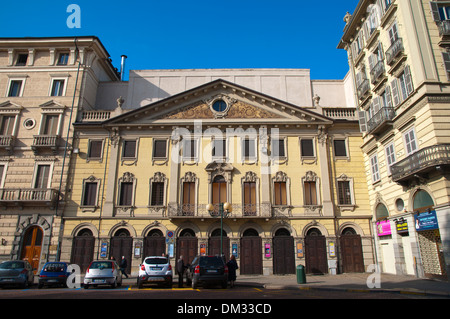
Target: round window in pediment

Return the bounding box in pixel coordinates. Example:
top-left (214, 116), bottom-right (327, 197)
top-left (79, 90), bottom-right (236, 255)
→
top-left (213, 100), bottom-right (227, 112)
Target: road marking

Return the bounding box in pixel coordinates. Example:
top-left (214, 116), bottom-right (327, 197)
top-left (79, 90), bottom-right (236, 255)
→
top-left (253, 288), bottom-right (263, 292)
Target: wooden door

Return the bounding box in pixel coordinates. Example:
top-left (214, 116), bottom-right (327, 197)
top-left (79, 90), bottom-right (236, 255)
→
top-left (110, 236), bottom-right (133, 274)
top-left (340, 235), bottom-right (365, 273)
top-left (273, 236), bottom-right (295, 274)
top-left (176, 237), bottom-right (198, 265)
top-left (305, 235), bottom-right (328, 274)
top-left (71, 235), bottom-right (95, 273)
top-left (21, 226), bottom-right (43, 273)
top-left (240, 236), bottom-right (262, 275)
top-left (208, 236), bottom-right (230, 261)
top-left (144, 236), bottom-right (166, 258)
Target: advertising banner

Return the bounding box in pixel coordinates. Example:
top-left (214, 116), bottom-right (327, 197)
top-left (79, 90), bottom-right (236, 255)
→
top-left (414, 210), bottom-right (439, 231)
top-left (376, 220), bottom-right (392, 236)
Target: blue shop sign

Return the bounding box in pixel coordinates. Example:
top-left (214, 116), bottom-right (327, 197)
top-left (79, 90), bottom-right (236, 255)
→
top-left (414, 210), bottom-right (439, 231)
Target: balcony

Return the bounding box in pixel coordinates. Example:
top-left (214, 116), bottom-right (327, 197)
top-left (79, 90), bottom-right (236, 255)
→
top-left (0, 136), bottom-right (14, 153)
top-left (31, 135), bottom-right (59, 155)
top-left (168, 203), bottom-right (272, 218)
top-left (391, 144), bottom-right (450, 184)
top-left (367, 107), bottom-right (396, 135)
top-left (438, 20), bottom-right (450, 37)
top-left (357, 79), bottom-right (370, 100)
top-left (0, 188), bottom-right (59, 209)
top-left (386, 38), bottom-right (404, 65)
top-left (370, 60), bottom-right (386, 84)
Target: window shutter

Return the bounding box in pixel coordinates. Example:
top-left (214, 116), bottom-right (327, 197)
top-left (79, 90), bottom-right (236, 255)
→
top-left (391, 79), bottom-right (400, 106)
top-left (430, 2), bottom-right (441, 22)
top-left (358, 111), bottom-right (368, 133)
top-left (443, 52), bottom-right (450, 80)
top-left (372, 96), bottom-right (381, 113)
top-left (385, 86), bottom-right (393, 107)
top-left (404, 65), bottom-right (414, 95)
top-left (368, 54), bottom-right (376, 72)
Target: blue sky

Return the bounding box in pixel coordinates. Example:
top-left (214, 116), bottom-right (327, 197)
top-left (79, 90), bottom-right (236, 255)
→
top-left (0, 0), bottom-right (359, 80)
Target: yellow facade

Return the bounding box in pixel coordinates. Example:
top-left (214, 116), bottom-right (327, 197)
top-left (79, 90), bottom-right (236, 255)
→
top-left (61, 79), bottom-right (374, 276)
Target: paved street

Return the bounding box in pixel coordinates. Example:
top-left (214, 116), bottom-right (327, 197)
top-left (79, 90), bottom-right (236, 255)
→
top-left (0, 281), bottom-right (446, 300)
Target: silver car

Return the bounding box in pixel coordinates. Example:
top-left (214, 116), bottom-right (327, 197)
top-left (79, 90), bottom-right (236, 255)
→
top-left (138, 256), bottom-right (173, 288)
top-left (0, 260), bottom-right (34, 288)
top-left (83, 260), bottom-right (122, 289)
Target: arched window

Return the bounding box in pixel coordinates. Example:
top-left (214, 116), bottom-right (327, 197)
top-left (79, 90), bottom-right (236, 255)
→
top-left (376, 203), bottom-right (389, 220)
top-left (413, 190), bottom-right (434, 212)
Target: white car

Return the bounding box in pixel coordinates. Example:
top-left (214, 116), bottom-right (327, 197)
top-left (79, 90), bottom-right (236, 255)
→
top-left (83, 260), bottom-right (122, 289)
top-left (138, 256), bottom-right (173, 288)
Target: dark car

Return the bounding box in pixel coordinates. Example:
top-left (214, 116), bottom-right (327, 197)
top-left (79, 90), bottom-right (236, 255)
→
top-left (0, 260), bottom-right (34, 288)
top-left (38, 262), bottom-right (71, 288)
top-left (186, 256), bottom-right (228, 289)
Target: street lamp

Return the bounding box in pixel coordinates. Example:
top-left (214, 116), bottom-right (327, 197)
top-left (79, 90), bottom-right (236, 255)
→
top-left (207, 202), bottom-right (232, 258)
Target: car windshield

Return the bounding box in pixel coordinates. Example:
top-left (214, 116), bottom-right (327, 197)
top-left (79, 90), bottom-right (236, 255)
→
top-left (0, 261), bottom-right (24, 270)
top-left (145, 258), bottom-right (168, 265)
top-left (90, 262), bottom-right (113, 269)
top-left (199, 257), bottom-right (223, 267)
top-left (44, 263), bottom-right (67, 272)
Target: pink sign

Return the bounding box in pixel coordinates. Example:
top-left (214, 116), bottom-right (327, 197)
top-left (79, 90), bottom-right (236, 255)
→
top-left (376, 220), bottom-right (392, 236)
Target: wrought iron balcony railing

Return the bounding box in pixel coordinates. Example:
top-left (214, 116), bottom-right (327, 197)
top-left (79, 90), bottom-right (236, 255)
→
top-left (391, 144), bottom-right (450, 183)
top-left (367, 107), bottom-right (396, 134)
top-left (386, 38), bottom-right (404, 65)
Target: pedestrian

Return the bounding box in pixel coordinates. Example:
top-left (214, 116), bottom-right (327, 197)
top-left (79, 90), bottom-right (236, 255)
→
top-left (120, 256), bottom-right (129, 278)
top-left (226, 255), bottom-right (238, 288)
top-left (176, 255), bottom-right (186, 288)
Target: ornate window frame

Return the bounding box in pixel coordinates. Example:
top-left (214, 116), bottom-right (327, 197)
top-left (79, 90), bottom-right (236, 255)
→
top-left (116, 172), bottom-right (137, 216)
top-left (149, 172), bottom-right (168, 209)
top-left (336, 173), bottom-right (356, 212)
top-left (241, 171), bottom-right (260, 216)
top-left (80, 175), bottom-right (101, 212)
top-left (179, 172), bottom-right (199, 216)
top-left (301, 171), bottom-right (322, 215)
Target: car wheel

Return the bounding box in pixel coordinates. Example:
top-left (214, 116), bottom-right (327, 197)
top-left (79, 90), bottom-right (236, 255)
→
top-left (83, 284), bottom-right (89, 289)
top-left (138, 279), bottom-right (143, 289)
top-left (38, 283), bottom-right (43, 289)
top-left (192, 279), bottom-right (198, 289)
top-left (222, 280), bottom-right (228, 289)
top-left (111, 280), bottom-right (117, 289)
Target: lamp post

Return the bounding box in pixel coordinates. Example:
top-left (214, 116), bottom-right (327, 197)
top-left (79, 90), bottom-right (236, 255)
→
top-left (207, 202), bottom-right (232, 258)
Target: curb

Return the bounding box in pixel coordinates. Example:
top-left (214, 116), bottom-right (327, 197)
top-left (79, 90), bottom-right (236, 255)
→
top-left (261, 283), bottom-right (450, 298)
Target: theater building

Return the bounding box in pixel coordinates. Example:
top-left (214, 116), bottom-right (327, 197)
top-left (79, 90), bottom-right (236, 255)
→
top-left (60, 68), bottom-right (374, 275)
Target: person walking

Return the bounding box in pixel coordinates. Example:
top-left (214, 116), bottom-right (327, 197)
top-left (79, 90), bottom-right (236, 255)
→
top-left (120, 256), bottom-right (129, 279)
top-left (226, 255), bottom-right (239, 288)
top-left (176, 255), bottom-right (186, 288)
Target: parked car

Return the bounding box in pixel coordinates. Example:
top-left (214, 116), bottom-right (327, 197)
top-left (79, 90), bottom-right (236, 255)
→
top-left (83, 260), bottom-right (122, 289)
top-left (38, 262), bottom-right (71, 288)
top-left (0, 260), bottom-right (34, 288)
top-left (186, 256), bottom-right (228, 289)
top-left (138, 256), bottom-right (173, 288)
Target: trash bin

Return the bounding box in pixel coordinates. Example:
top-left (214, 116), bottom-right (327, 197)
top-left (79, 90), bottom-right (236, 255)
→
top-left (296, 265), bottom-right (306, 284)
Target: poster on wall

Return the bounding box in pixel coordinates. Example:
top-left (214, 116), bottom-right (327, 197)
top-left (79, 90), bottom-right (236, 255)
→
top-left (264, 243), bottom-right (271, 258)
top-left (414, 210), bottom-right (439, 231)
top-left (376, 220), bottom-right (392, 236)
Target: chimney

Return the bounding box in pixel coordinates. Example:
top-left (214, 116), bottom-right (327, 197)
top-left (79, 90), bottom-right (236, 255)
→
top-left (120, 55), bottom-right (127, 81)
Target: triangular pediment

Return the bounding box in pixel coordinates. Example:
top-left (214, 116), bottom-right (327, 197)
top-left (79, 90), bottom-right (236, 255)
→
top-left (104, 79), bottom-right (332, 127)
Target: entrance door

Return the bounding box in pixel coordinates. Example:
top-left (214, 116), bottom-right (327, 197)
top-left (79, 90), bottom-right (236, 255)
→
top-left (305, 229), bottom-right (328, 274)
top-left (71, 229), bottom-right (95, 273)
top-left (240, 229), bottom-right (262, 275)
top-left (110, 229), bottom-right (133, 275)
top-left (273, 229), bottom-right (295, 275)
top-left (144, 229), bottom-right (166, 258)
top-left (176, 229), bottom-right (198, 265)
top-left (209, 229), bottom-right (230, 261)
top-left (340, 233), bottom-right (364, 273)
top-left (21, 226), bottom-right (43, 273)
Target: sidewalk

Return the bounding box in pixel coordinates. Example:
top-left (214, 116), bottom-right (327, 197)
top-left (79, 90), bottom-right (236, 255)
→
top-left (235, 273), bottom-right (450, 297)
top-left (120, 272), bottom-right (450, 297)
